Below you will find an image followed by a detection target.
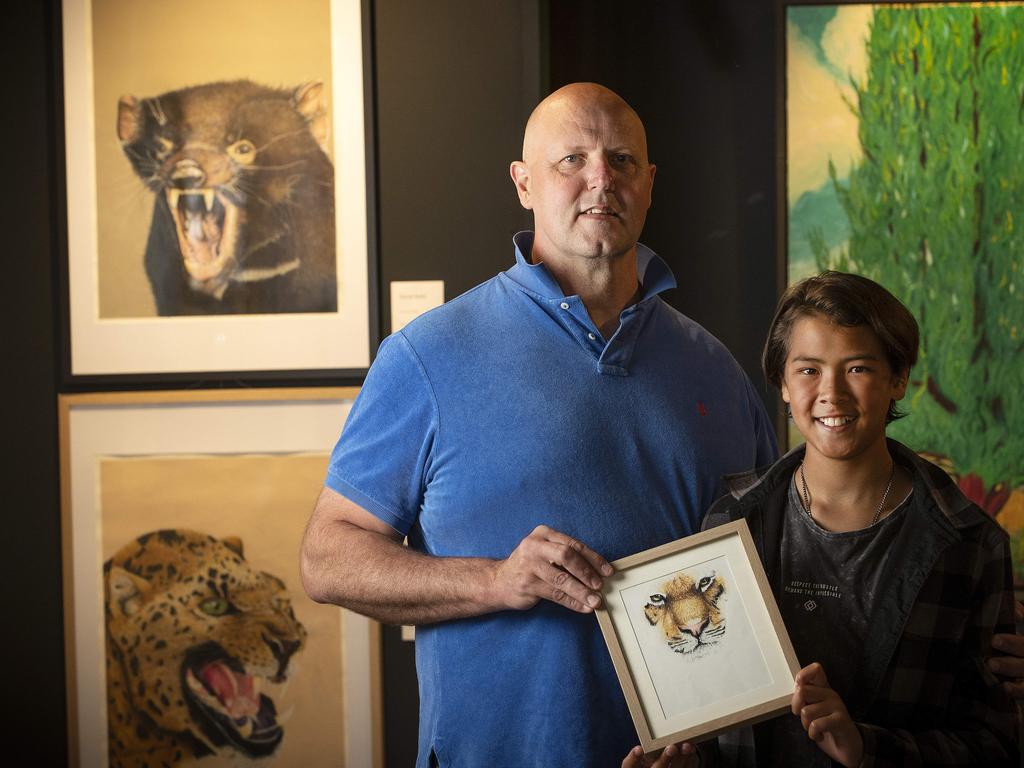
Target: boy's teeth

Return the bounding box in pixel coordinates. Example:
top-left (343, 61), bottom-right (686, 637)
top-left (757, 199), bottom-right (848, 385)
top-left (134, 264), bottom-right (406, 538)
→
top-left (820, 416), bottom-right (852, 427)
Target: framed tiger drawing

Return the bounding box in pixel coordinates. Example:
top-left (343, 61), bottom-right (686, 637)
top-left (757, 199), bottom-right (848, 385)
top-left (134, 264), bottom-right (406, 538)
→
top-left (594, 521), bottom-right (800, 753)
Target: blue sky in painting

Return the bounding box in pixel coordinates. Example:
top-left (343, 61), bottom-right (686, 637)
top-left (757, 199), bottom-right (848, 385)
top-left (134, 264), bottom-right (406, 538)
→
top-left (788, 6), bottom-right (841, 76)
top-left (786, 5), bottom-right (870, 281)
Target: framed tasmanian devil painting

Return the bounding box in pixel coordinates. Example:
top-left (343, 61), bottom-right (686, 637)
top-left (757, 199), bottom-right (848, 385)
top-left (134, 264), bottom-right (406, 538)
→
top-left (59, 388), bottom-right (382, 767)
top-left (58, 0), bottom-right (377, 382)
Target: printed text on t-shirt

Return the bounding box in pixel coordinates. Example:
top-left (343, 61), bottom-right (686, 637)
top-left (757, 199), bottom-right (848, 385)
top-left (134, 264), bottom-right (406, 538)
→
top-left (783, 580), bottom-right (841, 599)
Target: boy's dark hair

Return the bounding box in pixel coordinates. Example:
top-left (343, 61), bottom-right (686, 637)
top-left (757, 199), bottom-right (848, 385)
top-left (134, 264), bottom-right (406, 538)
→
top-left (762, 271), bottom-right (920, 424)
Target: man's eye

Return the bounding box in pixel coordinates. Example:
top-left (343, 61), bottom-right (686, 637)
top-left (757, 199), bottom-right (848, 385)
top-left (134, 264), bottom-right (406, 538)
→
top-left (850, 365), bottom-right (869, 374)
top-left (612, 153), bottom-right (631, 164)
top-left (562, 154), bottom-right (581, 163)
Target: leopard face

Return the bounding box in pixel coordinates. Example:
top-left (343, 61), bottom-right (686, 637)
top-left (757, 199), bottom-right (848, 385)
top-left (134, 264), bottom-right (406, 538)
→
top-left (643, 570), bottom-right (726, 654)
top-left (104, 529), bottom-right (307, 765)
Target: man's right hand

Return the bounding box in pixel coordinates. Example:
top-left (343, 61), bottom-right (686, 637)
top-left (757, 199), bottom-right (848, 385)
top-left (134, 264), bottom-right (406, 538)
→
top-left (303, 490), bottom-right (614, 624)
top-left (493, 524), bottom-right (613, 613)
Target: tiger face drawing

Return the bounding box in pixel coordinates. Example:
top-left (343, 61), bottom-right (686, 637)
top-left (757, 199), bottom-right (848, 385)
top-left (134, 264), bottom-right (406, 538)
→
top-left (643, 570), bottom-right (726, 654)
top-left (104, 529), bottom-right (307, 767)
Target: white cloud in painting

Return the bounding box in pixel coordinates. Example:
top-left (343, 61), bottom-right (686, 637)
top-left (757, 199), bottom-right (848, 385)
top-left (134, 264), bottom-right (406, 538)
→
top-left (822, 6), bottom-right (873, 87)
top-left (787, 19), bottom-right (862, 206)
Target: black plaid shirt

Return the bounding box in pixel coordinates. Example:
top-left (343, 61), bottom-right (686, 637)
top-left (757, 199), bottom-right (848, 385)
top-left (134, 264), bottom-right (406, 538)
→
top-left (701, 440), bottom-right (1019, 767)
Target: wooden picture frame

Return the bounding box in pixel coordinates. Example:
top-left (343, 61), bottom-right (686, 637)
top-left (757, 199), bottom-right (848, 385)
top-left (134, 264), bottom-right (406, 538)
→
top-left (58, 0), bottom-right (377, 382)
top-left (59, 388), bottom-right (382, 767)
top-left (595, 520), bottom-right (799, 753)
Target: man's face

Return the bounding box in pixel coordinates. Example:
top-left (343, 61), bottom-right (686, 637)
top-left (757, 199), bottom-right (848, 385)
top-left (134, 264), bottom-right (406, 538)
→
top-left (511, 96), bottom-right (655, 265)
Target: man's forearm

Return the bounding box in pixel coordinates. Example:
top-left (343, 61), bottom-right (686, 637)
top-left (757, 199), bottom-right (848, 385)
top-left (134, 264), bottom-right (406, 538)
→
top-left (301, 517), bottom-right (506, 625)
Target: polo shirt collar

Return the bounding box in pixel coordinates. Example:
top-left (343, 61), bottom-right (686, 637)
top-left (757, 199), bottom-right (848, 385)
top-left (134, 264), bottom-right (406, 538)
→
top-left (507, 231), bottom-right (676, 301)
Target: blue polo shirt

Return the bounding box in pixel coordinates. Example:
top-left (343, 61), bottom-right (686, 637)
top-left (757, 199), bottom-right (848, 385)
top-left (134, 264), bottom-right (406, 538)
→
top-left (326, 232), bottom-right (778, 767)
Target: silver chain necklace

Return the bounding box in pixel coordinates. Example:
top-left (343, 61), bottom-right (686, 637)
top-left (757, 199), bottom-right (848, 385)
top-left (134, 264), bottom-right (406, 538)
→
top-left (799, 460), bottom-right (896, 526)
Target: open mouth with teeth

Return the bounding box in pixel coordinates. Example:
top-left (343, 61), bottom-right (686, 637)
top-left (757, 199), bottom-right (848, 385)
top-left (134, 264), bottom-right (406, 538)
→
top-left (182, 645), bottom-right (284, 756)
top-left (816, 416), bottom-right (855, 427)
top-left (166, 188), bottom-right (242, 289)
top-left (579, 206), bottom-right (619, 218)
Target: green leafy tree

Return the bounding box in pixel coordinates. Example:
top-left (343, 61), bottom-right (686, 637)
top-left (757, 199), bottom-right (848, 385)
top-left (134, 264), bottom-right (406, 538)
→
top-left (814, 5), bottom-right (1024, 514)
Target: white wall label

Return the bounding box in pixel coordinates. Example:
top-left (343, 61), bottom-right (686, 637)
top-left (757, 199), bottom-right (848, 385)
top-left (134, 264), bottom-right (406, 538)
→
top-left (390, 280), bottom-right (445, 332)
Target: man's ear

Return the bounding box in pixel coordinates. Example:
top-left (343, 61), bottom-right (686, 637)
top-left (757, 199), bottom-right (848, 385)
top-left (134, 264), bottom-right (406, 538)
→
top-left (510, 161), bottom-right (532, 210)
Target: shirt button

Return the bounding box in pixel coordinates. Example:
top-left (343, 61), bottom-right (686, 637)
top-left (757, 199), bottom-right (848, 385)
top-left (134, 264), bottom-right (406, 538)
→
top-left (588, 333), bottom-right (596, 340)
top-left (560, 302), bottom-right (570, 310)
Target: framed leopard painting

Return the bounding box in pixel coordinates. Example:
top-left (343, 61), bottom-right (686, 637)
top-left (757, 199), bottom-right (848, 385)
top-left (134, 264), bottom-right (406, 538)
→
top-left (60, 389), bottom-right (381, 767)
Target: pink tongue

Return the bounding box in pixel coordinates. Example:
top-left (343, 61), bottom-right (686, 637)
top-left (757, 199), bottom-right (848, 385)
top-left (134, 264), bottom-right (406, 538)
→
top-left (200, 662), bottom-right (259, 718)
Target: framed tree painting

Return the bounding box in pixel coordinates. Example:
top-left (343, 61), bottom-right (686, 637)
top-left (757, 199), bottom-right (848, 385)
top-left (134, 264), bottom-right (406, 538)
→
top-left (60, 388), bottom-right (381, 767)
top-left (783, 1), bottom-right (1024, 579)
top-left (59, 0), bottom-right (376, 381)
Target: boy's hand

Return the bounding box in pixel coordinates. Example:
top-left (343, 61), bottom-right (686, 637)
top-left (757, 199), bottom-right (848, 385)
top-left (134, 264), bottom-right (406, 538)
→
top-left (792, 662), bottom-right (863, 768)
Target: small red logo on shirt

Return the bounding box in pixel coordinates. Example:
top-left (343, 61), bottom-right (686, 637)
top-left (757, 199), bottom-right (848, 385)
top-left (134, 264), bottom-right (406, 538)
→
top-left (697, 402), bottom-right (707, 417)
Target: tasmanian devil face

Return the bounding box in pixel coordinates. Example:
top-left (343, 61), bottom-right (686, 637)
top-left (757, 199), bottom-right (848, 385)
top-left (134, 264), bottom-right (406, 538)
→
top-left (116, 79), bottom-right (331, 300)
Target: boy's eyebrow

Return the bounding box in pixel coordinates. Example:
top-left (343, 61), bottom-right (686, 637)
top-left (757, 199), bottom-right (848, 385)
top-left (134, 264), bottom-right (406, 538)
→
top-left (790, 353), bottom-right (882, 363)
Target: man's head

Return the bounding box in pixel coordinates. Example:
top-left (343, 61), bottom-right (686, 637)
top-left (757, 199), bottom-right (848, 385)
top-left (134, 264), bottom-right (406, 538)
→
top-left (510, 83), bottom-right (655, 267)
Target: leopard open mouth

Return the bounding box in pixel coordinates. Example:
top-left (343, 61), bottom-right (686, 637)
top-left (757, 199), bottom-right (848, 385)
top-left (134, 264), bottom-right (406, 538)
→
top-left (165, 188), bottom-right (241, 293)
top-left (182, 644), bottom-right (283, 756)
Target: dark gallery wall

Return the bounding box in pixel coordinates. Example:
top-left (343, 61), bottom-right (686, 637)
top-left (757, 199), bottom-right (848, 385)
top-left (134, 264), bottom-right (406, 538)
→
top-left (375, 0), bottom-right (541, 332)
top-left (1, 2), bottom-right (66, 766)
top-left (0, 1), bottom-right (777, 765)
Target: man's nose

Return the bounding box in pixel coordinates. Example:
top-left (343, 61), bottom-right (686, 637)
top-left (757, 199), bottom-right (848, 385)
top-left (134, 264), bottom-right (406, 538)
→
top-left (587, 157), bottom-right (615, 191)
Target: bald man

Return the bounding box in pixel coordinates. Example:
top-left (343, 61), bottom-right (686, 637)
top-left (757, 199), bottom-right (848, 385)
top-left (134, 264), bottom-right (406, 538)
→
top-left (301, 83), bottom-right (777, 767)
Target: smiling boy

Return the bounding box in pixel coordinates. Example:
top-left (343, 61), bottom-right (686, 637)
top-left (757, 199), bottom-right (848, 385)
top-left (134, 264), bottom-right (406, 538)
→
top-left (697, 272), bottom-right (1019, 766)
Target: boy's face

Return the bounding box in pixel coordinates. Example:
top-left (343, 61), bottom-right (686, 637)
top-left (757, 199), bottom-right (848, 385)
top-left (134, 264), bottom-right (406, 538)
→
top-left (781, 313), bottom-right (907, 464)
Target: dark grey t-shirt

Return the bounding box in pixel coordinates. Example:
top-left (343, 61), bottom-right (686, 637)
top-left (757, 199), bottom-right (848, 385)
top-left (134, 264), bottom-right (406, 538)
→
top-left (766, 472), bottom-right (911, 766)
